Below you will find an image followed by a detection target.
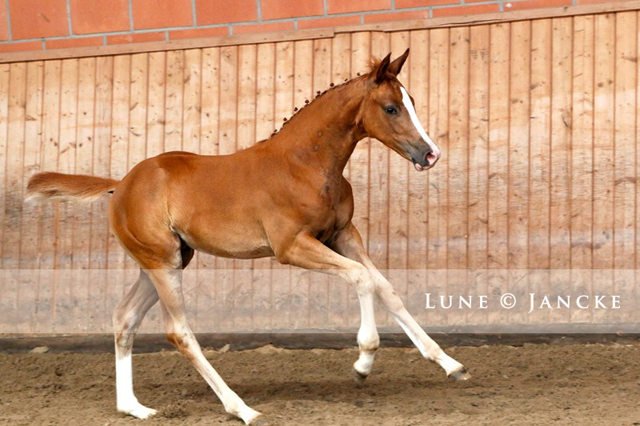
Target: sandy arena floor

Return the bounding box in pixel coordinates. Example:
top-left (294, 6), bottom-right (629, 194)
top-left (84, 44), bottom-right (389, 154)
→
top-left (1, 343), bottom-right (639, 425)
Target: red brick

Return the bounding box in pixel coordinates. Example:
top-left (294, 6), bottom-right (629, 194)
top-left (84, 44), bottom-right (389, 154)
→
top-left (170, 26), bottom-right (229, 40)
top-left (131, 0), bottom-right (193, 30)
top-left (196, 0), bottom-right (257, 25)
top-left (232, 21), bottom-right (295, 35)
top-left (298, 16), bottom-right (361, 30)
top-left (70, 0), bottom-right (130, 35)
top-left (396, 0), bottom-right (459, 8)
top-left (46, 36), bottom-right (104, 50)
top-left (576, 0), bottom-right (610, 3)
top-left (0, 0), bottom-right (8, 41)
top-left (327, 0), bottom-right (390, 14)
top-left (107, 32), bottom-right (166, 45)
top-left (364, 10), bottom-right (429, 24)
top-left (504, 0), bottom-right (571, 10)
top-left (432, 3), bottom-right (500, 17)
top-left (10, 0), bottom-right (69, 40)
top-left (0, 40), bottom-right (42, 53)
top-left (260, 0), bottom-right (324, 20)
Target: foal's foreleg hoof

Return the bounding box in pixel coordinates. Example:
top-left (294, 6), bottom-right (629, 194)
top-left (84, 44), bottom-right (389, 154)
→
top-left (352, 367), bottom-right (369, 384)
top-left (118, 402), bottom-right (157, 419)
top-left (448, 366), bottom-right (471, 382)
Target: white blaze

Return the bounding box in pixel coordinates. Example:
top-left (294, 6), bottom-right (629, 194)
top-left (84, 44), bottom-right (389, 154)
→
top-left (400, 86), bottom-right (440, 156)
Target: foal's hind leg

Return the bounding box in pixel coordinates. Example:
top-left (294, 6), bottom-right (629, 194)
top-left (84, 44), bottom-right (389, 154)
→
top-left (113, 270), bottom-right (159, 418)
top-left (148, 267), bottom-right (263, 425)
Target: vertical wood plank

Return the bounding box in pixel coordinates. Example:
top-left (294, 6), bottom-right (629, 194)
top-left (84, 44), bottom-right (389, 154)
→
top-left (146, 52), bottom-right (166, 158)
top-left (0, 65), bottom-right (9, 268)
top-left (508, 21), bottom-right (531, 323)
top-left (447, 26), bottom-right (469, 270)
top-left (613, 11), bottom-right (637, 324)
top-left (21, 62), bottom-right (45, 270)
top-left (4, 63), bottom-right (27, 270)
top-left (467, 25), bottom-right (490, 327)
top-left (4, 63), bottom-right (27, 331)
top-left (487, 24), bottom-right (509, 324)
top-left (550, 18), bottom-right (573, 270)
top-left (428, 28), bottom-right (450, 326)
top-left (592, 14), bottom-right (615, 323)
top-left (550, 18), bottom-right (573, 324)
top-left (571, 15), bottom-right (595, 323)
top-left (165, 50), bottom-right (184, 152)
top-left (447, 26), bottom-right (470, 326)
top-left (183, 49), bottom-right (202, 154)
top-left (529, 19), bottom-right (552, 325)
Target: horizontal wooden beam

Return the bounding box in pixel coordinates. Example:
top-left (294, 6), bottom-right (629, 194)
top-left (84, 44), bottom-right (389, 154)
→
top-left (0, 1), bottom-right (638, 64)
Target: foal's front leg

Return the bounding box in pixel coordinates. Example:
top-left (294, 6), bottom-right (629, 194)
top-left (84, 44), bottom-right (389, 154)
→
top-left (276, 232), bottom-right (379, 379)
top-left (331, 223), bottom-right (470, 380)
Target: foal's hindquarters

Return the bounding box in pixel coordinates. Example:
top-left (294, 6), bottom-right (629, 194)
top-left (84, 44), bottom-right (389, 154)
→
top-left (109, 154), bottom-right (266, 424)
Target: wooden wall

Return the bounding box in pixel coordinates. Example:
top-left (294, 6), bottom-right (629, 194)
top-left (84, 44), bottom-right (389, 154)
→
top-left (1, 11), bottom-right (640, 333)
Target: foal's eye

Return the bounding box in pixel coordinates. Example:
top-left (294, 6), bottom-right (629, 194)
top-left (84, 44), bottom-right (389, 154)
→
top-left (385, 106), bottom-right (398, 115)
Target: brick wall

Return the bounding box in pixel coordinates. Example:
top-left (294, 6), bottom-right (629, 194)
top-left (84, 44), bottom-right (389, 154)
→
top-left (0, 0), bottom-right (613, 55)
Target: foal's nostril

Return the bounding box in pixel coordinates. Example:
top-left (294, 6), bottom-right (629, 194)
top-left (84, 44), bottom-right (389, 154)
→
top-left (426, 152), bottom-right (438, 165)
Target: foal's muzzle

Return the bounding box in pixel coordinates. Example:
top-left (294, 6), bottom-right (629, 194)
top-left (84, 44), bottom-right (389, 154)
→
top-left (409, 142), bottom-right (441, 172)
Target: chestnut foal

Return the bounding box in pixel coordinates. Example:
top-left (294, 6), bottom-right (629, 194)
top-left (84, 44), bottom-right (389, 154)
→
top-left (27, 49), bottom-right (469, 424)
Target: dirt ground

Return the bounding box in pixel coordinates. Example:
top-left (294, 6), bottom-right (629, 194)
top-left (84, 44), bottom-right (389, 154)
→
top-left (1, 343), bottom-right (639, 425)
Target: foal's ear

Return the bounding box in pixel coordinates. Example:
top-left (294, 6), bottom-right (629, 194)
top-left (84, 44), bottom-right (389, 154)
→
top-left (388, 48), bottom-right (410, 77)
top-left (375, 53), bottom-right (392, 84)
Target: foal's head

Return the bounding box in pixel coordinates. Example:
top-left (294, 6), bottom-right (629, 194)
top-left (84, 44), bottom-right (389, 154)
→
top-left (359, 49), bottom-right (441, 171)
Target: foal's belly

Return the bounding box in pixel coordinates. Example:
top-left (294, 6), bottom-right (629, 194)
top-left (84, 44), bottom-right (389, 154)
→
top-left (177, 220), bottom-right (275, 260)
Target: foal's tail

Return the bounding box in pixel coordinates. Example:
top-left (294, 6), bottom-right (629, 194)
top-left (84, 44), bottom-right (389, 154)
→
top-left (26, 172), bottom-right (120, 202)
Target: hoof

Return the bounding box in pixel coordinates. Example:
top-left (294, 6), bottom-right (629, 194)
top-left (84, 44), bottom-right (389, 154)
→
top-left (250, 415), bottom-right (269, 425)
top-left (352, 368), bottom-right (369, 383)
top-left (118, 403), bottom-right (157, 420)
top-left (448, 367), bottom-right (471, 381)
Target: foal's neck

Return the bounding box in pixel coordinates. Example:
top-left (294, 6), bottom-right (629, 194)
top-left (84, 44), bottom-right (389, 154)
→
top-left (269, 79), bottom-right (367, 180)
